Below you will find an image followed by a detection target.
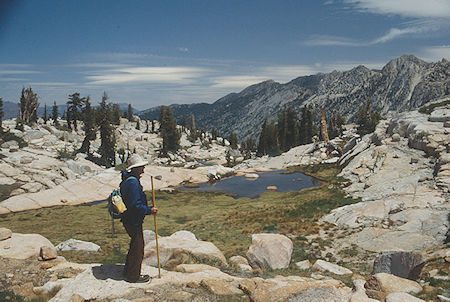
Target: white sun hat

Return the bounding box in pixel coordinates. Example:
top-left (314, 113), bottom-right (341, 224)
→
top-left (126, 154), bottom-right (148, 171)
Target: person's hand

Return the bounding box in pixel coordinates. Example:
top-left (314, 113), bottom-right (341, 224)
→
top-left (151, 207), bottom-right (158, 214)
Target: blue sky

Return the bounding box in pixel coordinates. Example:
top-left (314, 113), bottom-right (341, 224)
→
top-left (1, 0), bottom-right (449, 110)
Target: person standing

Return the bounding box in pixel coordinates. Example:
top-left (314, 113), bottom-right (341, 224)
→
top-left (120, 154), bottom-right (158, 283)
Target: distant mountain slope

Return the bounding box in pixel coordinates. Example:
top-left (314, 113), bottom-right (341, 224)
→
top-left (139, 54), bottom-right (448, 140)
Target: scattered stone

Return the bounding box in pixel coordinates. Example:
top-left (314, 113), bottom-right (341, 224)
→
top-left (266, 186), bottom-right (277, 190)
top-left (246, 233), bottom-right (293, 270)
top-left (295, 260), bottom-right (312, 270)
top-left (410, 157), bottom-right (419, 164)
top-left (39, 246), bottom-right (57, 260)
top-left (372, 251), bottom-right (425, 280)
top-left (385, 292), bottom-right (425, 302)
top-left (437, 295), bottom-right (450, 302)
top-left (245, 173), bottom-right (259, 179)
top-left (365, 273), bottom-right (422, 295)
top-left (201, 279), bottom-right (243, 296)
top-left (0, 227), bottom-right (12, 241)
top-left (56, 239), bottom-right (101, 252)
top-left (349, 279), bottom-right (379, 302)
top-left (175, 264), bottom-right (220, 273)
top-left (391, 133), bottom-right (401, 142)
top-left (313, 260), bottom-right (353, 275)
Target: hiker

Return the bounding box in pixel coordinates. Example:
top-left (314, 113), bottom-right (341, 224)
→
top-left (120, 154), bottom-right (158, 283)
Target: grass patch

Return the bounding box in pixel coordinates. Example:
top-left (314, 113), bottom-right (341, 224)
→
top-left (418, 99), bottom-right (450, 114)
top-left (0, 163), bottom-right (359, 264)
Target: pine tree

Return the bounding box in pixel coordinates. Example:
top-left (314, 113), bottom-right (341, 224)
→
top-left (257, 119), bottom-right (280, 156)
top-left (299, 105), bottom-right (314, 145)
top-left (328, 110), bottom-right (345, 139)
top-left (18, 87), bottom-right (39, 124)
top-left (136, 119), bottom-right (140, 130)
top-left (67, 92), bottom-right (85, 131)
top-left (42, 104), bottom-right (48, 123)
top-left (0, 97), bottom-right (4, 129)
top-left (52, 101), bottom-right (59, 126)
top-left (356, 100), bottom-right (381, 135)
top-left (97, 93), bottom-right (116, 167)
top-left (181, 115), bottom-right (188, 132)
top-left (189, 113), bottom-right (195, 132)
top-left (111, 102), bottom-right (121, 125)
top-left (229, 132), bottom-right (238, 149)
top-left (159, 106), bottom-right (180, 155)
top-left (277, 107), bottom-right (299, 152)
top-left (79, 96), bottom-right (96, 154)
top-left (127, 104), bottom-right (134, 122)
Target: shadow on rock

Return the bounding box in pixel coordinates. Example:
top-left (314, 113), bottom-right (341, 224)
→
top-left (92, 264), bottom-right (125, 281)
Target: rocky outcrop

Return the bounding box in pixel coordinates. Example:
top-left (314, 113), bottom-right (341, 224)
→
top-left (365, 273), bottom-right (423, 296)
top-left (372, 251), bottom-right (425, 280)
top-left (56, 239), bottom-right (101, 252)
top-left (246, 233), bottom-right (293, 270)
top-left (143, 230), bottom-right (227, 268)
top-left (323, 106), bottom-right (449, 252)
top-left (0, 232), bottom-right (56, 259)
top-left (312, 260), bottom-right (353, 275)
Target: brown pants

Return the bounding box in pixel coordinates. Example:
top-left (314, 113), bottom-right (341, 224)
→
top-left (123, 223), bottom-right (144, 281)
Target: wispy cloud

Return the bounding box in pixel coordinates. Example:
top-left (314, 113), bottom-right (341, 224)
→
top-left (305, 35), bottom-right (363, 46)
top-left (420, 45), bottom-right (450, 61)
top-left (370, 24), bottom-right (435, 44)
top-left (177, 47), bottom-right (189, 52)
top-left (344, 0), bottom-right (450, 19)
top-left (0, 70), bottom-right (41, 75)
top-left (86, 66), bottom-right (211, 85)
top-left (211, 75), bottom-right (270, 89)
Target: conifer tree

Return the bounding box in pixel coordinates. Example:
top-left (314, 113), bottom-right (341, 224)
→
top-left (356, 100), bottom-right (381, 135)
top-left (111, 102), bottom-right (121, 125)
top-left (257, 119), bottom-right (279, 156)
top-left (136, 119), bottom-right (140, 130)
top-left (0, 97), bottom-right (3, 128)
top-left (127, 104), bottom-right (134, 122)
top-left (181, 115), bottom-right (188, 132)
top-left (52, 101), bottom-right (59, 126)
top-left (79, 96), bottom-right (96, 154)
top-left (18, 87), bottom-right (39, 124)
top-left (277, 107), bottom-right (300, 152)
top-left (228, 132), bottom-right (238, 149)
top-left (43, 104), bottom-right (48, 123)
top-left (67, 92), bottom-right (85, 131)
top-left (328, 110), bottom-right (345, 139)
top-left (97, 93), bottom-right (116, 167)
top-left (159, 106), bottom-right (180, 155)
top-left (299, 105), bottom-right (314, 145)
top-left (189, 113), bottom-right (195, 132)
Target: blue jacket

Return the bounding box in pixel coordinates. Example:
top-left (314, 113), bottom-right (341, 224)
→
top-left (120, 170), bottom-right (153, 227)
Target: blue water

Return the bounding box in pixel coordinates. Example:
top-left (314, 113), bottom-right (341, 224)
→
top-left (181, 170), bottom-right (320, 198)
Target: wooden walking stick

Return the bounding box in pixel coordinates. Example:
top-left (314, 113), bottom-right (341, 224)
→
top-left (151, 176), bottom-right (161, 278)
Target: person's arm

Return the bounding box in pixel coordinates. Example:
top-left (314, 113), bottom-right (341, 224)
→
top-left (125, 178), bottom-right (152, 215)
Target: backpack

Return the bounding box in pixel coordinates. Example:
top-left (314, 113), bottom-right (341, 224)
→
top-left (108, 188), bottom-right (127, 219)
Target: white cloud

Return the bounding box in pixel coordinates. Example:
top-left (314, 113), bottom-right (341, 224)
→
top-left (211, 75), bottom-right (270, 89)
top-left (0, 70), bottom-right (41, 75)
top-left (344, 0), bottom-right (450, 18)
top-left (177, 47), bottom-right (189, 52)
top-left (305, 35), bottom-right (363, 46)
top-left (370, 25), bottom-right (434, 44)
top-left (86, 66), bottom-right (211, 85)
top-left (419, 45), bottom-right (450, 61)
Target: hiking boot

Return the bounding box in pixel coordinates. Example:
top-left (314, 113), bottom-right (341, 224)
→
top-left (126, 274), bottom-right (151, 283)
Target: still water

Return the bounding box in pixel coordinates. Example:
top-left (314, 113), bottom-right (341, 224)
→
top-left (181, 170), bottom-right (320, 198)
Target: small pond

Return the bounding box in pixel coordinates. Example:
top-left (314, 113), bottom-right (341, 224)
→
top-left (181, 170), bottom-right (321, 198)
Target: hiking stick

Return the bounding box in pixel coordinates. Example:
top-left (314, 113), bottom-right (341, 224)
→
top-left (151, 176), bottom-right (161, 278)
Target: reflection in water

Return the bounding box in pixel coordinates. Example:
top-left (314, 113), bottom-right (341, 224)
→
top-left (181, 170), bottom-right (320, 198)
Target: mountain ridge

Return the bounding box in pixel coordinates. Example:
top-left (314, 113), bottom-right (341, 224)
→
top-left (139, 54), bottom-right (448, 140)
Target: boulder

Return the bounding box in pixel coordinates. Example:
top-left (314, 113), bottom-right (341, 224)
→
top-left (349, 279), bottom-right (379, 302)
top-left (391, 133), bottom-right (401, 142)
top-left (144, 232), bottom-right (227, 267)
top-left (372, 251), bottom-right (425, 280)
top-left (246, 233), bottom-right (293, 270)
top-left (266, 186), bottom-right (277, 190)
top-left (175, 264), bottom-right (220, 273)
top-left (0, 233), bottom-right (56, 259)
top-left (230, 255), bottom-right (253, 271)
top-left (170, 230), bottom-right (197, 241)
top-left (56, 239), bottom-right (101, 252)
top-left (201, 279), bottom-right (243, 296)
top-left (312, 260), bottom-right (353, 275)
top-left (245, 173), bottom-right (259, 179)
top-left (295, 260), bottom-right (312, 270)
top-left (365, 273), bottom-right (422, 295)
top-left (23, 130), bottom-right (45, 141)
top-left (343, 137), bottom-right (358, 154)
top-left (143, 230), bottom-right (156, 245)
top-left (0, 227), bottom-right (12, 241)
top-left (40, 246), bottom-right (58, 260)
top-left (385, 292), bottom-right (425, 302)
